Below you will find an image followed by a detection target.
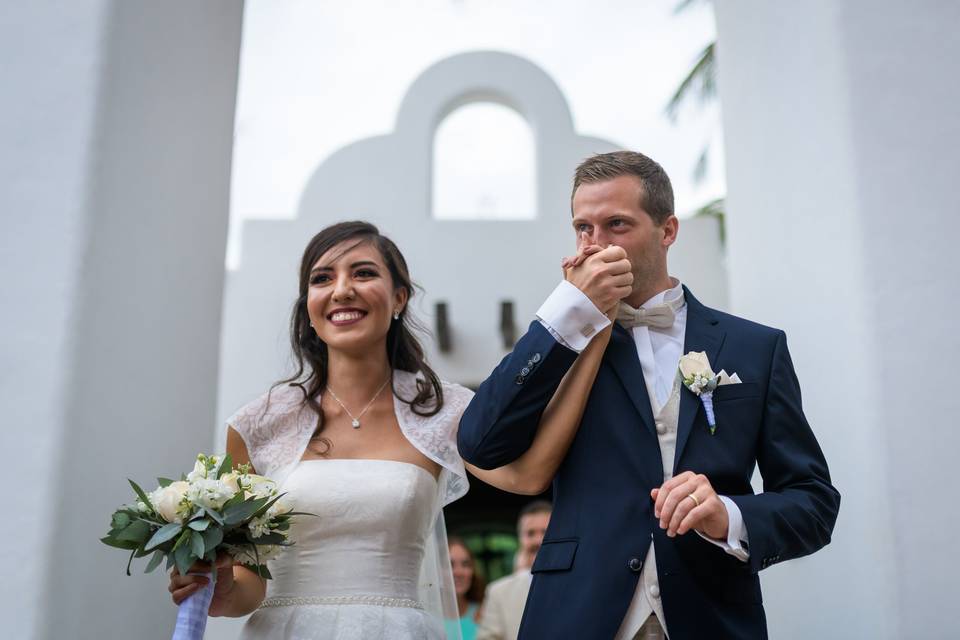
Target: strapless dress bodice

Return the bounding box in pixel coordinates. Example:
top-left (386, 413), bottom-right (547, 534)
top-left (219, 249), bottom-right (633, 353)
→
top-left (239, 459), bottom-right (446, 640)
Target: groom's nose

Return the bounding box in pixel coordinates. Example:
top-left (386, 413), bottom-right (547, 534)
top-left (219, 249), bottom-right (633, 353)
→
top-left (592, 227), bottom-right (611, 247)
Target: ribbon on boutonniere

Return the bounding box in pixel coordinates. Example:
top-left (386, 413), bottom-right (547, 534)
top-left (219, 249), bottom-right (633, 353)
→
top-left (678, 351), bottom-right (742, 434)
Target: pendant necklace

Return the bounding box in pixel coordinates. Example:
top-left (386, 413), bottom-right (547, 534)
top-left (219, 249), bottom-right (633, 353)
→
top-left (325, 376), bottom-right (391, 429)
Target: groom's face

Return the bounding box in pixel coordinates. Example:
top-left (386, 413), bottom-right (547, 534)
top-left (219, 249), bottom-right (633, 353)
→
top-left (571, 175), bottom-right (675, 301)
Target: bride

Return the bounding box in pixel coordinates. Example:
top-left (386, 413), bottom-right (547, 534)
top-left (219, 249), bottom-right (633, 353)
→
top-left (167, 221), bottom-right (612, 639)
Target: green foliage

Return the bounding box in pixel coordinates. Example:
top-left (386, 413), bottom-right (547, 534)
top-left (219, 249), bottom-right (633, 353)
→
top-left (127, 479), bottom-right (152, 510)
top-left (144, 550), bottom-right (165, 574)
top-left (103, 458), bottom-right (312, 580)
top-left (145, 523), bottom-right (183, 551)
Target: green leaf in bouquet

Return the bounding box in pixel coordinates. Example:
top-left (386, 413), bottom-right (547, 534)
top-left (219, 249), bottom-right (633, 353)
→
top-left (216, 453), bottom-right (233, 479)
top-left (125, 548), bottom-right (137, 576)
top-left (127, 479), bottom-right (152, 509)
top-left (100, 535), bottom-right (140, 551)
top-left (173, 540), bottom-right (195, 577)
top-left (144, 549), bottom-right (165, 574)
top-left (203, 507), bottom-right (224, 526)
top-left (111, 511), bottom-right (131, 530)
top-left (220, 490), bottom-right (246, 512)
top-left (145, 522), bottom-right (183, 551)
top-left (251, 493), bottom-right (286, 519)
top-left (116, 519), bottom-right (152, 544)
top-left (172, 528), bottom-right (192, 552)
top-left (201, 526), bottom-right (223, 553)
top-left (191, 529), bottom-right (206, 559)
top-left (166, 552), bottom-right (176, 571)
top-left (223, 496), bottom-right (270, 526)
top-left (157, 477), bottom-right (174, 488)
top-left (188, 518), bottom-right (211, 531)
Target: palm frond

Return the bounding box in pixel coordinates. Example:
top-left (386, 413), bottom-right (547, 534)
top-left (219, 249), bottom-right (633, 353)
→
top-left (665, 42), bottom-right (716, 123)
top-left (673, 0), bottom-right (707, 15)
top-left (692, 145), bottom-right (710, 184)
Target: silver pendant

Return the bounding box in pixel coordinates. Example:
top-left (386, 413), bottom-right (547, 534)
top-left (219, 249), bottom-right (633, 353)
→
top-left (351, 419), bottom-right (361, 429)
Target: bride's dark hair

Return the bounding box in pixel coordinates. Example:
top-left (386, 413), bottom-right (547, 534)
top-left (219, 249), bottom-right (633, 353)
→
top-left (275, 221), bottom-right (443, 453)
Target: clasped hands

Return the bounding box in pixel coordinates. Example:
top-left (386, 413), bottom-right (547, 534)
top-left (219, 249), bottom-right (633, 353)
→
top-left (561, 237), bottom-right (730, 542)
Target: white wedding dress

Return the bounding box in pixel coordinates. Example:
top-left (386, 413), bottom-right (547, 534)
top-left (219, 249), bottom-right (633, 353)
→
top-left (227, 371), bottom-right (472, 640)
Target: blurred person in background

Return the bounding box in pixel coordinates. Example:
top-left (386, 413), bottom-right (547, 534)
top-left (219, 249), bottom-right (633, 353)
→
top-left (448, 537), bottom-right (486, 640)
top-left (478, 501), bottom-right (551, 640)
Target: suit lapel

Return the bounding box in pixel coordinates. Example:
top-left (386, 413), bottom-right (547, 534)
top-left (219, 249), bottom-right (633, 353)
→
top-left (605, 323), bottom-right (657, 439)
top-left (673, 287), bottom-right (726, 475)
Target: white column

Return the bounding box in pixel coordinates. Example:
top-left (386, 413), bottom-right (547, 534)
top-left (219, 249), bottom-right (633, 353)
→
top-left (0, 2), bottom-right (243, 637)
top-left (715, 1), bottom-right (960, 637)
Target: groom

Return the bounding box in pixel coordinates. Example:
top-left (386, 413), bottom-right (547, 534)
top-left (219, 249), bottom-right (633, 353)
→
top-left (458, 151), bottom-right (840, 639)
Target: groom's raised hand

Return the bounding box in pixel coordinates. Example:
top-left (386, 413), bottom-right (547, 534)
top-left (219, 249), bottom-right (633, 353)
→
top-left (651, 471), bottom-right (730, 540)
top-left (563, 244), bottom-right (633, 313)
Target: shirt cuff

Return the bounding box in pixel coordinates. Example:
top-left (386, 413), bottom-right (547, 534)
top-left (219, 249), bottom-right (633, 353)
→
top-left (696, 495), bottom-right (750, 562)
top-left (535, 280), bottom-right (611, 353)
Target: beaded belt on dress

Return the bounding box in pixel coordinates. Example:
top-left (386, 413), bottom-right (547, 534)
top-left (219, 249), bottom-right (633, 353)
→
top-left (259, 595), bottom-right (424, 610)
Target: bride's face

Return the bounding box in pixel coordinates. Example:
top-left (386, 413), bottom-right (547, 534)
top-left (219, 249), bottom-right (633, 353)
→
top-left (449, 543), bottom-right (475, 597)
top-left (306, 240), bottom-right (406, 354)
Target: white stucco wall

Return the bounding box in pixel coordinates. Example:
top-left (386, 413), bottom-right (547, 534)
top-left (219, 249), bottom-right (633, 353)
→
top-left (715, 1), bottom-right (959, 637)
top-left (0, 3), bottom-right (243, 638)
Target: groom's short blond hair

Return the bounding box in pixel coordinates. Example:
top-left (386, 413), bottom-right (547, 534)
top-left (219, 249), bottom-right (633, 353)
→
top-left (572, 150), bottom-right (675, 225)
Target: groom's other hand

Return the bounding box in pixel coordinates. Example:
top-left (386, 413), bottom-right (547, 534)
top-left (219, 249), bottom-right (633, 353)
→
top-left (564, 245), bottom-right (633, 312)
top-left (651, 471), bottom-right (729, 540)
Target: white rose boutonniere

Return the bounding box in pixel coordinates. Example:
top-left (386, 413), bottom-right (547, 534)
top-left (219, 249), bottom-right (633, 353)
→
top-left (679, 351), bottom-right (719, 433)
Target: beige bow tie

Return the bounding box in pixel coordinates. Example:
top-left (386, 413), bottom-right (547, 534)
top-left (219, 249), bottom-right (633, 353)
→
top-left (616, 301), bottom-right (676, 330)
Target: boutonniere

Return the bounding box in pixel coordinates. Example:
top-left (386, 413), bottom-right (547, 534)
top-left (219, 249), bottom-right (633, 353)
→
top-left (678, 351), bottom-right (742, 434)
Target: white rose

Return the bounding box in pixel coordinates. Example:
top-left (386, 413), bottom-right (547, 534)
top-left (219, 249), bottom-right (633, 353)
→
top-left (679, 351), bottom-right (715, 381)
top-left (220, 472), bottom-right (241, 497)
top-left (149, 481), bottom-right (189, 523)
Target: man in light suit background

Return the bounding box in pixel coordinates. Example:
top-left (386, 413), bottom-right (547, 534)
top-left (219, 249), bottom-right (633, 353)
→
top-left (478, 501), bottom-right (552, 640)
top-left (459, 151), bottom-right (840, 639)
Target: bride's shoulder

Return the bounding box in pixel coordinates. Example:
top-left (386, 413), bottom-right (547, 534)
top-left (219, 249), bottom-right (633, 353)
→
top-left (226, 383), bottom-right (309, 438)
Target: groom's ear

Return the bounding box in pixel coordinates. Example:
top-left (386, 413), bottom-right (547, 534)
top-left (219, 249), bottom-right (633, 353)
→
top-left (661, 215), bottom-right (679, 248)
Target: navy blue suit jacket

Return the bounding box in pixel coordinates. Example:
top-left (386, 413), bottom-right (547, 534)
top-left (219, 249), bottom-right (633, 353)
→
top-left (458, 287), bottom-right (839, 639)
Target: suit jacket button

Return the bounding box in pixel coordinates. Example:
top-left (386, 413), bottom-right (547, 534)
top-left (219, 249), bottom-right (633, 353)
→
top-left (515, 375), bottom-right (525, 385)
top-left (532, 353), bottom-right (541, 363)
top-left (521, 367), bottom-right (530, 376)
top-left (628, 557), bottom-right (642, 573)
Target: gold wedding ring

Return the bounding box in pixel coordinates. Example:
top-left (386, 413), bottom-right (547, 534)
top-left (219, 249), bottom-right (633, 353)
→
top-left (686, 493), bottom-right (700, 507)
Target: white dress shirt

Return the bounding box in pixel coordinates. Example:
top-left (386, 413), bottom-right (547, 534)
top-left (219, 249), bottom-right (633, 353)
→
top-left (535, 279), bottom-right (750, 558)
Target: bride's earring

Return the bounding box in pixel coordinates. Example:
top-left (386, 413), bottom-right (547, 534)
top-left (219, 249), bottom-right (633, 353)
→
top-left (393, 310), bottom-right (400, 321)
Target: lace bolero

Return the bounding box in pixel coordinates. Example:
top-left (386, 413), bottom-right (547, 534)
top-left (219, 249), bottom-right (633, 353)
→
top-left (226, 370), bottom-right (472, 506)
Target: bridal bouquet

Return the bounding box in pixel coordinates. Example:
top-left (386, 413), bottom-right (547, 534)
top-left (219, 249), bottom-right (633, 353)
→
top-left (101, 454), bottom-right (305, 639)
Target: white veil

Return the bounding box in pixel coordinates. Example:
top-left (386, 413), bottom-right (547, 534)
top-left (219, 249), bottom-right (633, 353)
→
top-left (393, 371), bottom-right (473, 640)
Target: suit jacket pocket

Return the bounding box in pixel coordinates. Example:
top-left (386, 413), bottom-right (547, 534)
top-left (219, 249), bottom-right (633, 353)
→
top-left (531, 539), bottom-right (579, 573)
top-left (713, 382), bottom-right (760, 401)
